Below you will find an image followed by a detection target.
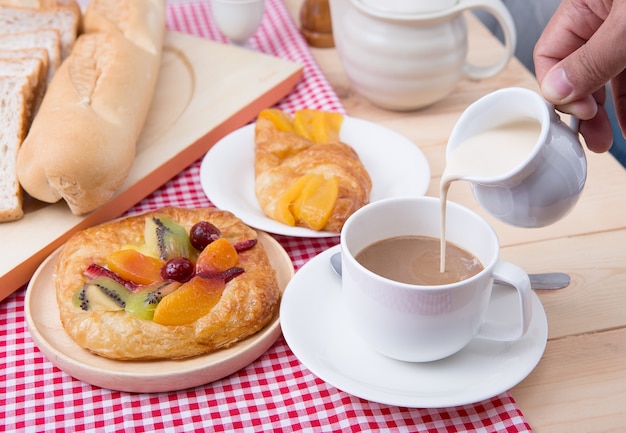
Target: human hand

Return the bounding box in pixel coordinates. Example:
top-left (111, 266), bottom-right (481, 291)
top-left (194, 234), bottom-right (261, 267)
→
top-left (533, 0), bottom-right (626, 153)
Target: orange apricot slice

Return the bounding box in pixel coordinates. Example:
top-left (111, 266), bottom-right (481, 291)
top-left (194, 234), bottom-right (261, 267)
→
top-left (195, 238), bottom-right (239, 275)
top-left (105, 249), bottom-right (165, 285)
top-left (152, 276), bottom-right (225, 326)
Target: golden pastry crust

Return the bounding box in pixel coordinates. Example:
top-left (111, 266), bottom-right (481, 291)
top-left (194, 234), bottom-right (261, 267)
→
top-left (254, 114), bottom-right (372, 232)
top-left (54, 207), bottom-right (281, 360)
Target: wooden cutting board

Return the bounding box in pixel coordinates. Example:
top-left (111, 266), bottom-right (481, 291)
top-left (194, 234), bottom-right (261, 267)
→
top-left (0, 30), bottom-right (302, 301)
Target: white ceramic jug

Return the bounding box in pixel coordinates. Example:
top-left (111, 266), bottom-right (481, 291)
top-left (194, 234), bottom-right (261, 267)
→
top-left (328, 0), bottom-right (516, 110)
top-left (445, 87), bottom-right (587, 228)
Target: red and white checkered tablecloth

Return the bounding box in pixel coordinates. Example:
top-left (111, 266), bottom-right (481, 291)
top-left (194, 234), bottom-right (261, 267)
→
top-left (0, 1), bottom-right (533, 431)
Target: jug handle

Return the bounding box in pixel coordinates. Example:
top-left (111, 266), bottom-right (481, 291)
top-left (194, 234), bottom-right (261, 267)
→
top-left (455, 0), bottom-right (517, 79)
top-left (547, 101), bottom-right (582, 136)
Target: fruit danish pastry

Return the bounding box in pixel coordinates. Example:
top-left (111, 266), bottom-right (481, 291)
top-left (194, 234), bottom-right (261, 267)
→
top-left (54, 207), bottom-right (281, 360)
top-left (254, 109), bottom-right (372, 232)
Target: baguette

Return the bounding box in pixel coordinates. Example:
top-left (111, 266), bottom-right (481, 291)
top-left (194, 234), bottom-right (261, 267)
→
top-left (16, 0), bottom-right (166, 215)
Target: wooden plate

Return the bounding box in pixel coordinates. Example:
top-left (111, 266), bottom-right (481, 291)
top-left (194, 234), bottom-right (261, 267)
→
top-left (24, 231), bottom-right (293, 393)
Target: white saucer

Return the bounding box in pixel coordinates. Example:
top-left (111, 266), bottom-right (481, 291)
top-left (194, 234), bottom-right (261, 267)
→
top-left (200, 116), bottom-right (431, 238)
top-left (24, 231), bottom-right (294, 393)
top-left (280, 245), bottom-right (548, 408)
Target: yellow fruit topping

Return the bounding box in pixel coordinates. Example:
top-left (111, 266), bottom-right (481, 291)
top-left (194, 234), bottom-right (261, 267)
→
top-left (293, 109), bottom-right (343, 143)
top-left (120, 243), bottom-right (160, 259)
top-left (293, 174), bottom-right (339, 230)
top-left (152, 276), bottom-right (225, 326)
top-left (258, 108), bottom-right (295, 133)
top-left (273, 173), bottom-right (311, 226)
top-left (258, 108), bottom-right (344, 144)
top-left (105, 249), bottom-right (165, 285)
top-left (275, 172), bottom-right (339, 230)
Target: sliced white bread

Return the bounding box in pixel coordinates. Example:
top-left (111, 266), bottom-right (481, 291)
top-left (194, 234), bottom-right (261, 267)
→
top-left (0, 4), bottom-right (80, 59)
top-left (0, 0), bottom-right (79, 9)
top-left (0, 75), bottom-right (30, 222)
top-left (0, 56), bottom-right (46, 120)
top-left (0, 29), bottom-right (61, 83)
top-left (0, 0), bottom-right (40, 7)
top-left (0, 48), bottom-right (49, 106)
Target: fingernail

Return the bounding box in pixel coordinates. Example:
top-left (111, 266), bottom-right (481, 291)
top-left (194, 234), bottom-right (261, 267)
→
top-left (542, 67), bottom-right (574, 101)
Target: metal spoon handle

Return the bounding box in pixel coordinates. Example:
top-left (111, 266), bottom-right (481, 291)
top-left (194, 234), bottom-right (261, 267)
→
top-left (527, 272), bottom-right (571, 290)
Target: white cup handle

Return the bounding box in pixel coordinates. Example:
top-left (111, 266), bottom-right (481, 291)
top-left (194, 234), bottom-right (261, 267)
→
top-left (456, 0), bottom-right (517, 79)
top-left (476, 260), bottom-right (533, 341)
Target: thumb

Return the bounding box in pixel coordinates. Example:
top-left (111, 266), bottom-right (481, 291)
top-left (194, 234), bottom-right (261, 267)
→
top-left (541, 14), bottom-right (626, 113)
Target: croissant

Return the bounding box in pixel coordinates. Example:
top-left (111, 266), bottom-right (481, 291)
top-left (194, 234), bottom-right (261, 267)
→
top-left (254, 109), bottom-right (371, 232)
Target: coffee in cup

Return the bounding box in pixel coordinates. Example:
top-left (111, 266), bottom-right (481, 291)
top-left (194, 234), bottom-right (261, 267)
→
top-left (340, 196), bottom-right (532, 362)
top-left (355, 235), bottom-right (483, 286)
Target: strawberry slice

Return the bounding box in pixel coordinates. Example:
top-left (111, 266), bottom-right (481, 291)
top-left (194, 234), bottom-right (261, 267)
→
top-left (83, 263), bottom-right (139, 291)
top-left (234, 239), bottom-right (257, 253)
top-left (197, 266), bottom-right (245, 283)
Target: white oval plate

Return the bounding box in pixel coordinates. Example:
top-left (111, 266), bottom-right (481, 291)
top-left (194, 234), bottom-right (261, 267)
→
top-left (280, 245), bottom-right (548, 408)
top-left (24, 231), bottom-right (294, 393)
top-left (200, 116), bottom-right (431, 237)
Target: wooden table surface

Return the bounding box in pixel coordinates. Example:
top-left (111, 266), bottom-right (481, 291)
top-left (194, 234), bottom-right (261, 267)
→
top-left (286, 1), bottom-right (626, 431)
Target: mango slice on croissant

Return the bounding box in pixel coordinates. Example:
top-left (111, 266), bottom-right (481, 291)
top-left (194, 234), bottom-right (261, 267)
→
top-left (254, 109), bottom-right (371, 232)
top-left (258, 109), bottom-right (295, 133)
top-left (274, 173), bottom-right (339, 230)
top-left (293, 109), bottom-right (343, 143)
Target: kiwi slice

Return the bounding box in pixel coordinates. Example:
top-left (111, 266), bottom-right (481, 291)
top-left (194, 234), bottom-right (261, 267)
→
top-left (125, 281), bottom-right (180, 320)
top-left (72, 276), bottom-right (130, 311)
top-left (144, 216), bottom-right (197, 261)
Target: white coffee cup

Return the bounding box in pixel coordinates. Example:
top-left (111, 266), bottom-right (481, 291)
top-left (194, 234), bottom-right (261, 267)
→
top-left (446, 87), bottom-right (587, 227)
top-left (340, 196), bottom-right (532, 362)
